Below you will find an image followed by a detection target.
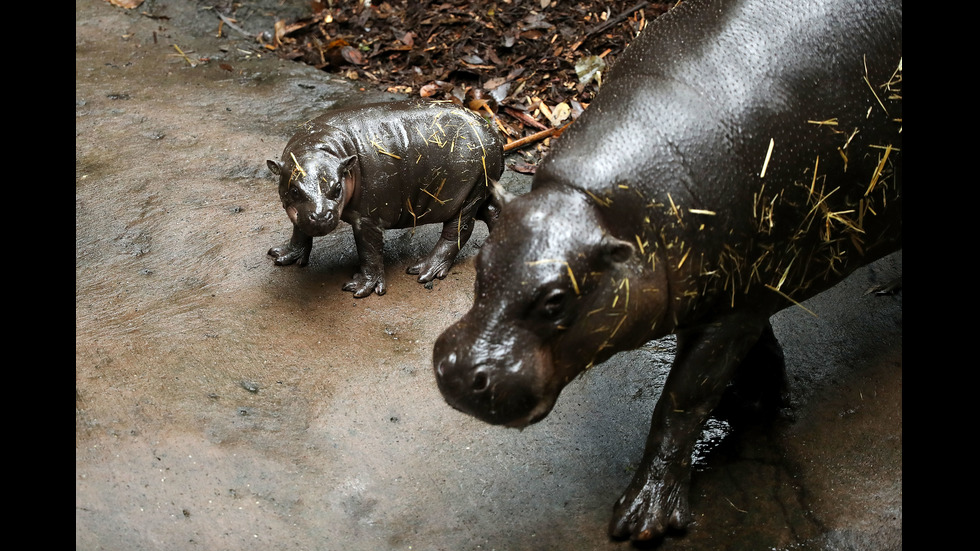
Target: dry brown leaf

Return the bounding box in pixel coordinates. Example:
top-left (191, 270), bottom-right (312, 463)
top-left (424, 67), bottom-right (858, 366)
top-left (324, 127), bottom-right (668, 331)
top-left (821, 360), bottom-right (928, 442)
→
top-left (548, 102), bottom-right (571, 126)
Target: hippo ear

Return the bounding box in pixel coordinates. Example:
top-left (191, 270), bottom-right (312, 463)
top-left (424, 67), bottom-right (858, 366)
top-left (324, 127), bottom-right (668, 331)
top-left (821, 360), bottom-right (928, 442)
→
top-left (267, 159), bottom-right (283, 176)
top-left (338, 155), bottom-right (357, 177)
top-left (599, 235), bottom-right (635, 265)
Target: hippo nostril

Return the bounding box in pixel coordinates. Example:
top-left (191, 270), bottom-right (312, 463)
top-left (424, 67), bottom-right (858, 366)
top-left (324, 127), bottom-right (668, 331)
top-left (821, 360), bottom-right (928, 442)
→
top-left (435, 351), bottom-right (456, 378)
top-left (472, 370), bottom-right (489, 392)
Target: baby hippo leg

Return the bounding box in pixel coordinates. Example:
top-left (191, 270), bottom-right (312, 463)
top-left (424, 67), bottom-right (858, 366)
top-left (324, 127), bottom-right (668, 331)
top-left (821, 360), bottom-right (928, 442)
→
top-left (407, 195), bottom-right (482, 283)
top-left (268, 226), bottom-right (314, 266)
top-left (344, 220), bottom-right (387, 297)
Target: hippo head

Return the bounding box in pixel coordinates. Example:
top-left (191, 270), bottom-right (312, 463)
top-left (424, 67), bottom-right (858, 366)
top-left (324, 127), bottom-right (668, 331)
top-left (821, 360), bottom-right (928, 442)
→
top-left (433, 186), bottom-right (670, 428)
top-left (267, 148), bottom-right (356, 237)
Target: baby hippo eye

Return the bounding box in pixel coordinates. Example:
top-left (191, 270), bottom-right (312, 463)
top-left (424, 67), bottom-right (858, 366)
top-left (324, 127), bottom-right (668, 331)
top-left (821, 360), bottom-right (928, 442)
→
top-left (322, 177), bottom-right (342, 200)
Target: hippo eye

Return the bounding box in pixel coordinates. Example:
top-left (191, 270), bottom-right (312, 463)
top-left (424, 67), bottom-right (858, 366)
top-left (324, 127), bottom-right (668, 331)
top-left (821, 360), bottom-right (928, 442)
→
top-left (535, 288), bottom-right (568, 321)
top-left (322, 178), bottom-right (341, 200)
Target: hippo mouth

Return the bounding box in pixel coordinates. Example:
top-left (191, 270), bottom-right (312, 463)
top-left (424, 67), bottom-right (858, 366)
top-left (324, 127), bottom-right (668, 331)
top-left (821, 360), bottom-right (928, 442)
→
top-left (433, 343), bottom-right (559, 429)
top-left (289, 207), bottom-right (340, 237)
top-left (442, 377), bottom-right (557, 429)
top-left (505, 397), bottom-right (558, 428)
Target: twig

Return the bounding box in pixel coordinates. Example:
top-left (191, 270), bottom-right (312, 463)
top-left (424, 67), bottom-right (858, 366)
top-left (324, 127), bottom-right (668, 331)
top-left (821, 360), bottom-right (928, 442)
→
top-left (503, 122), bottom-right (572, 152)
top-left (759, 138), bottom-right (774, 178)
top-left (172, 44), bottom-right (197, 67)
top-left (217, 13), bottom-right (252, 38)
top-left (587, 2), bottom-right (649, 37)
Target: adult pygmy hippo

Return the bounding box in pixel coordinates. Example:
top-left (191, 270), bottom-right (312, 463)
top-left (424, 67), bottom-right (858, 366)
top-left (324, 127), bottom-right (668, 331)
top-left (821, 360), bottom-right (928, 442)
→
top-left (267, 99), bottom-right (504, 297)
top-left (434, 0), bottom-right (901, 542)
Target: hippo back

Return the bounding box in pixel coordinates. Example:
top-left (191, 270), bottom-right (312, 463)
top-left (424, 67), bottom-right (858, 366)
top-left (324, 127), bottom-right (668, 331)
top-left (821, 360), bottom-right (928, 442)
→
top-left (305, 100), bottom-right (505, 227)
top-left (534, 0), bottom-right (902, 318)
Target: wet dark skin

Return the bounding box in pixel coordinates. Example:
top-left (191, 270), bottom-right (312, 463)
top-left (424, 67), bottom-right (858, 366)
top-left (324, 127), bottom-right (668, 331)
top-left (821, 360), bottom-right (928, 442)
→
top-left (268, 99), bottom-right (504, 297)
top-left (433, 0), bottom-right (901, 542)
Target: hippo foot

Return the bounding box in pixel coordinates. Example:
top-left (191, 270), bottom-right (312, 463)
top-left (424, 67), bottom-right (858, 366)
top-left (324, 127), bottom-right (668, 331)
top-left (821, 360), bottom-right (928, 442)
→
top-left (408, 240), bottom-right (460, 283)
top-left (407, 257), bottom-right (453, 283)
top-left (609, 468), bottom-right (691, 541)
top-left (343, 272), bottom-right (386, 297)
top-left (268, 244), bottom-right (310, 267)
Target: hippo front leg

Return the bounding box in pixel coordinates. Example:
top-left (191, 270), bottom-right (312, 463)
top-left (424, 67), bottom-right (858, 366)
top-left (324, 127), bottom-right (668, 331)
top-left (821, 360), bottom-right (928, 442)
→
top-left (610, 313), bottom-right (770, 541)
top-left (268, 226), bottom-right (314, 266)
top-left (344, 220), bottom-right (387, 297)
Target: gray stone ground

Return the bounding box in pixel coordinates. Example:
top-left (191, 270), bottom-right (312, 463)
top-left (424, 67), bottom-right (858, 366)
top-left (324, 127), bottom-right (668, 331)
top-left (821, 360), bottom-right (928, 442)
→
top-left (76, 1), bottom-right (901, 549)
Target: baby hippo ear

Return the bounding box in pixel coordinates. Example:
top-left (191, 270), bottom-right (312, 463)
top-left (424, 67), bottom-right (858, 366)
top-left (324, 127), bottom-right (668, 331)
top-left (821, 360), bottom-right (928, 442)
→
top-left (599, 235), bottom-right (635, 265)
top-left (267, 159), bottom-right (283, 176)
top-left (337, 155), bottom-right (357, 177)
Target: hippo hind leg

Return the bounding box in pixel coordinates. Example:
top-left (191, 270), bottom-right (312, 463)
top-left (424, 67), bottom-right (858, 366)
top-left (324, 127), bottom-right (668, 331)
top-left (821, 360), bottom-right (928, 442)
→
top-left (407, 194), bottom-right (484, 283)
top-left (477, 184), bottom-right (505, 233)
top-left (407, 216), bottom-right (476, 283)
top-left (713, 320), bottom-right (791, 424)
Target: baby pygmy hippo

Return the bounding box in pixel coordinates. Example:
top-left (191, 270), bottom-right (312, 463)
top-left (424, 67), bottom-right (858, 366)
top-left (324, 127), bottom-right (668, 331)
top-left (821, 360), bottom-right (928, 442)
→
top-left (267, 99), bottom-right (505, 297)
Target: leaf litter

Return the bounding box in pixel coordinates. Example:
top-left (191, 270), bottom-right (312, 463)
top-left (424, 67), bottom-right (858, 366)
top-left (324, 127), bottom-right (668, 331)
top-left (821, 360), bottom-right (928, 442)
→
top-left (259, 0), bottom-right (677, 161)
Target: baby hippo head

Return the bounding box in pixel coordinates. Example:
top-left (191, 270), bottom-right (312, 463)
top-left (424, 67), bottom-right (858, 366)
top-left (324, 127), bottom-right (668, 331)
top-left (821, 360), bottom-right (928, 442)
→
top-left (267, 149), bottom-right (356, 237)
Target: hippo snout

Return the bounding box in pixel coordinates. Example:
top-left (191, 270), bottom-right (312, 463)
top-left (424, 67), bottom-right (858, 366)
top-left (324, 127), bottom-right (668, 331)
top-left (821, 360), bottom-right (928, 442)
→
top-left (433, 350), bottom-right (494, 401)
top-left (307, 209), bottom-right (333, 226)
top-left (433, 326), bottom-right (557, 428)
top-left (297, 208), bottom-right (339, 237)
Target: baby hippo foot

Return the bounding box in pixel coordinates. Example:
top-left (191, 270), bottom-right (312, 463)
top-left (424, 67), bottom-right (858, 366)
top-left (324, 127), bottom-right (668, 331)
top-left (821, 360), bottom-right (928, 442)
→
top-left (268, 231), bottom-right (313, 266)
top-left (268, 243), bottom-right (311, 266)
top-left (343, 271), bottom-right (387, 297)
top-left (609, 467), bottom-right (692, 541)
top-left (407, 240), bottom-right (460, 283)
top-left (407, 256), bottom-right (453, 283)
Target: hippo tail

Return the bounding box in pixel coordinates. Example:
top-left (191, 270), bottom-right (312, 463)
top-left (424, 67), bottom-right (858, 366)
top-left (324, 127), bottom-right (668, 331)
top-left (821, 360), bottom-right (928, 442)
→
top-left (490, 180), bottom-right (515, 205)
top-left (478, 180), bottom-right (514, 233)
